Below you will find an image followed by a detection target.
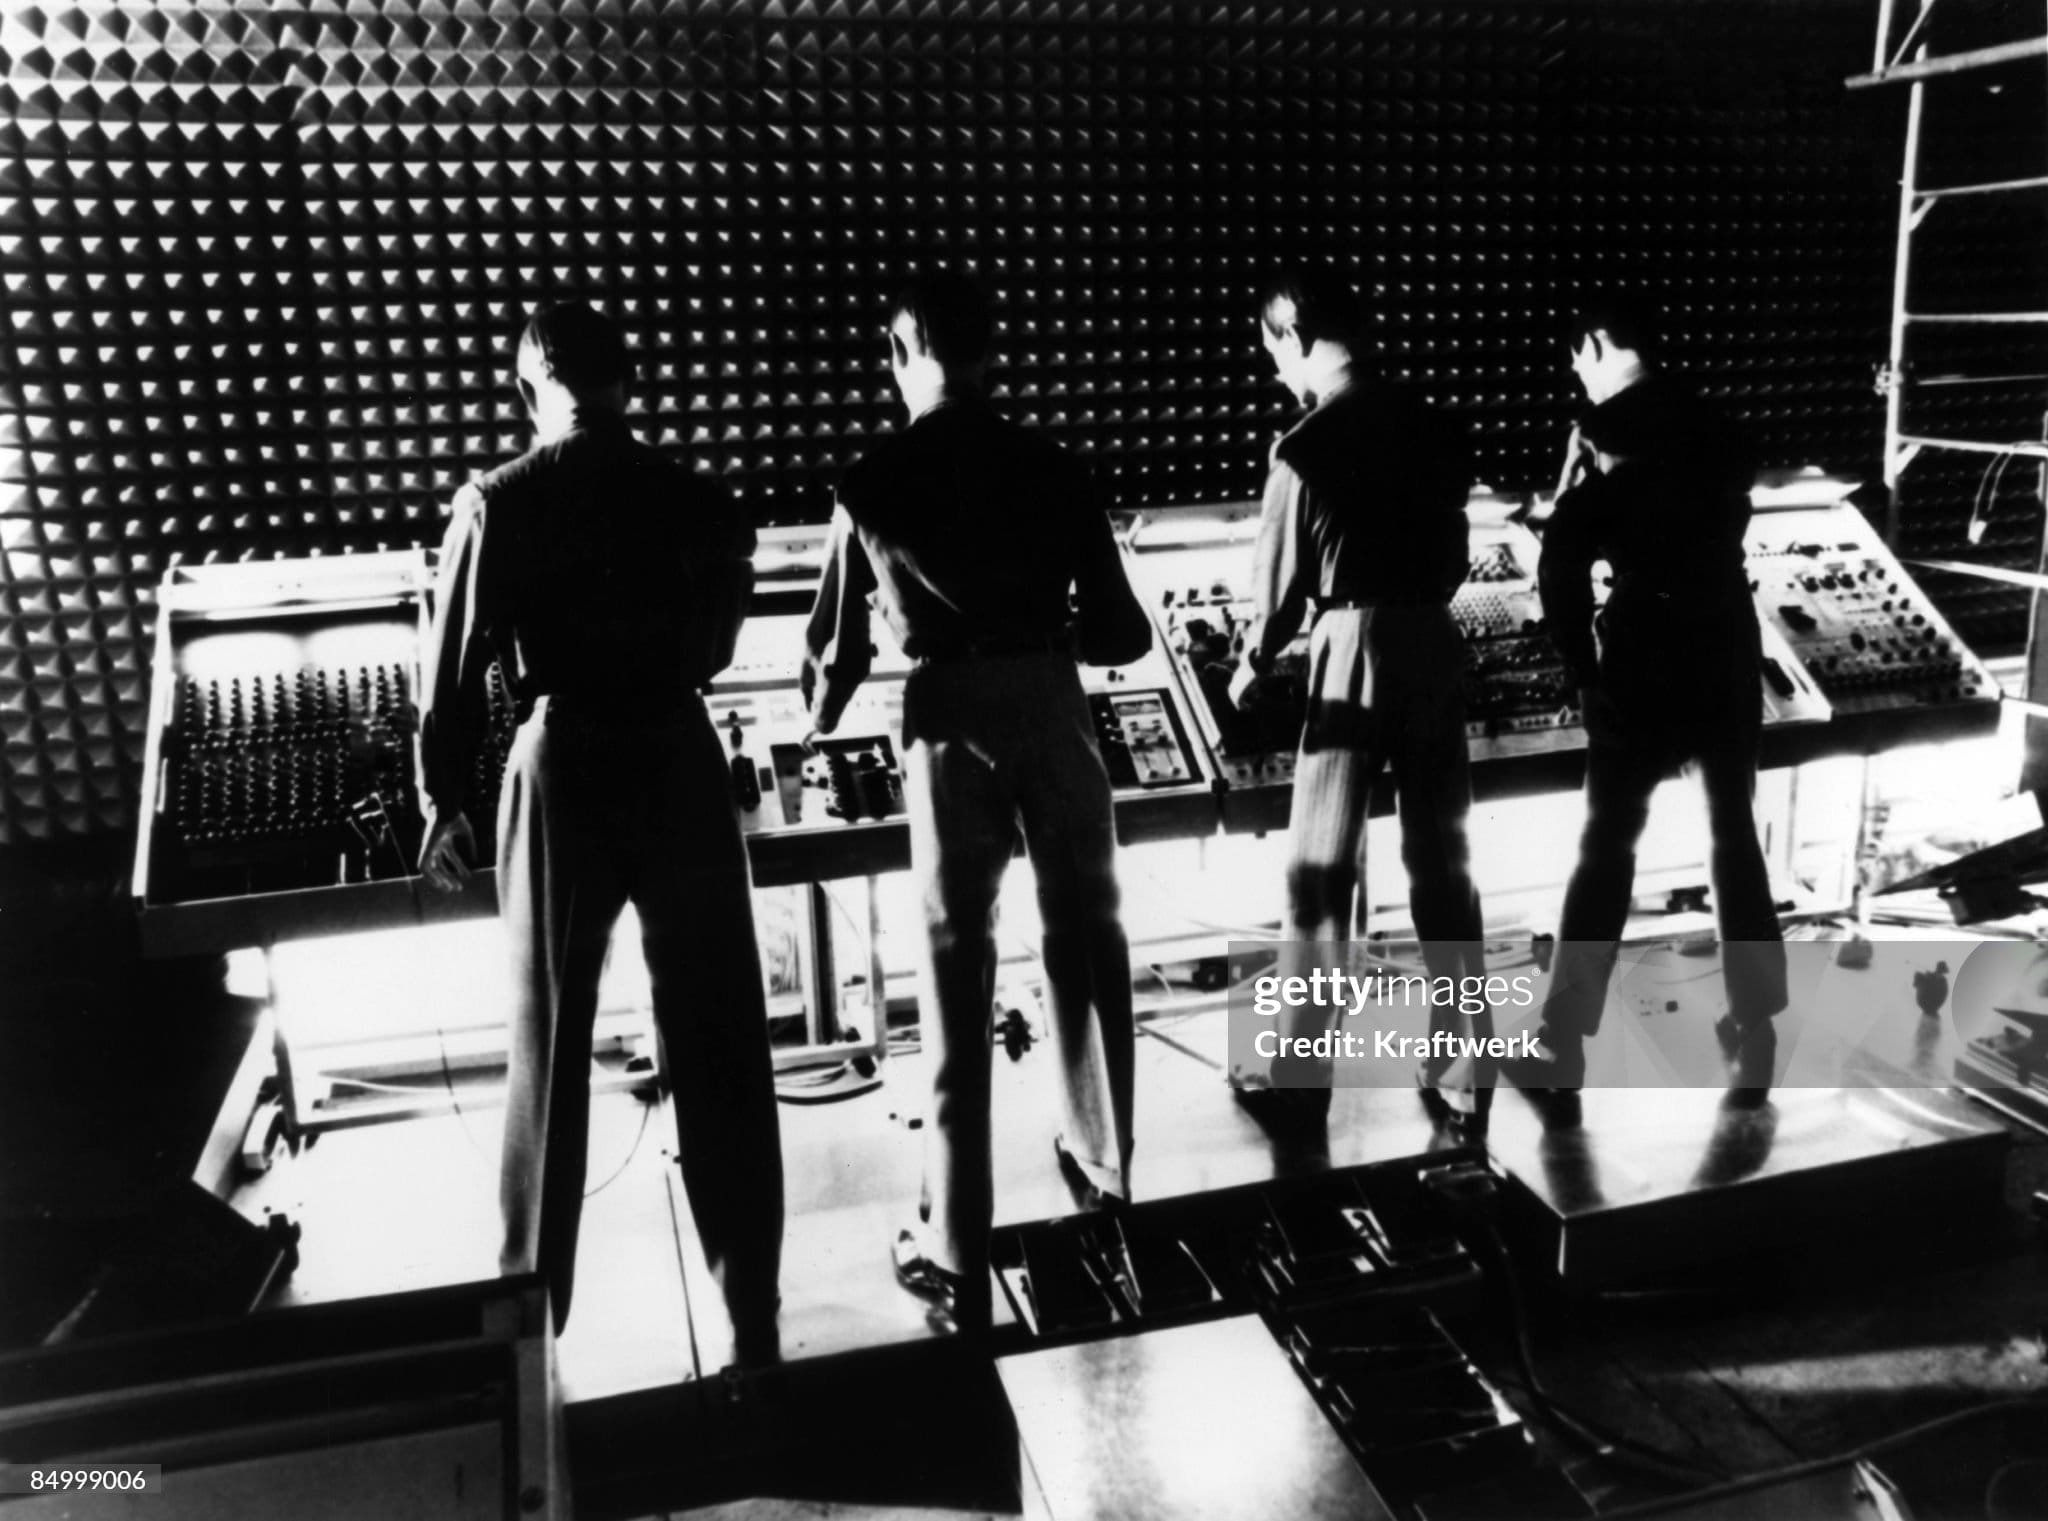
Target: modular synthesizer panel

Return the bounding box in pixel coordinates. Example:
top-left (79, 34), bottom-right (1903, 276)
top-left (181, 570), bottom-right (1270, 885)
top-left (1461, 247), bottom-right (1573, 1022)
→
top-left (1743, 498), bottom-right (1995, 717)
top-left (133, 553), bottom-right (472, 954)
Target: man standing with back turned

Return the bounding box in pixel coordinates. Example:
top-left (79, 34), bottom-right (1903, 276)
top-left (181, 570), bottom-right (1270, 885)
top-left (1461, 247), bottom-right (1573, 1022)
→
top-left (1506, 295), bottom-right (1786, 1116)
top-left (803, 267), bottom-right (1153, 1332)
top-left (1228, 265), bottom-right (1488, 1138)
top-left (417, 302), bottom-right (784, 1361)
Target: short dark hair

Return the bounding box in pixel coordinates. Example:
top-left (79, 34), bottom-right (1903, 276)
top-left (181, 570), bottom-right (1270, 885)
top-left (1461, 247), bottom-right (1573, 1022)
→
top-left (519, 301), bottom-right (631, 393)
top-left (1569, 295), bottom-right (1658, 357)
top-left (889, 267), bottom-right (994, 369)
top-left (1258, 265), bottom-right (1361, 349)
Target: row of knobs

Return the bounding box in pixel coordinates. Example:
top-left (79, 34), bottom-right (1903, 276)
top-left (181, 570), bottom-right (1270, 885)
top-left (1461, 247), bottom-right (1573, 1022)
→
top-left (177, 749), bottom-right (353, 843)
top-left (173, 663), bottom-right (414, 845)
top-left (179, 665), bottom-right (408, 749)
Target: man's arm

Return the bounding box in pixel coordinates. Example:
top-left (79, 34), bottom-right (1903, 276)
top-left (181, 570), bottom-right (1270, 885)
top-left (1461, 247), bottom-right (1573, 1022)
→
top-left (416, 483), bottom-right (491, 888)
top-left (1071, 477), bottom-right (1151, 667)
top-left (800, 502), bottom-right (875, 735)
top-left (1535, 472), bottom-right (1605, 688)
top-left (1432, 410), bottom-right (1477, 599)
top-left (1235, 454), bottom-right (1312, 685)
top-left (695, 479), bottom-right (756, 685)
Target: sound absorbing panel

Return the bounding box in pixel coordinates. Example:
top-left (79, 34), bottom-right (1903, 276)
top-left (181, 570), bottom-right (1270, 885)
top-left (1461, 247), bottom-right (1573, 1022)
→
top-left (0, 1), bottom-right (2021, 846)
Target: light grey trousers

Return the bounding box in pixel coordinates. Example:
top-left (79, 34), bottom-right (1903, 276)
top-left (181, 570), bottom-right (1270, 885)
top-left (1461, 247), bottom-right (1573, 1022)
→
top-left (900, 654), bottom-right (1135, 1283)
top-left (1263, 607), bottom-right (1487, 1100)
top-left (496, 696), bottom-right (783, 1335)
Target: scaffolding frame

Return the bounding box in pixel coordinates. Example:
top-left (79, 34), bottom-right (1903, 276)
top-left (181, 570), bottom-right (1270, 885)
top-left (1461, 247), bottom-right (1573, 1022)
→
top-left (1851, 0), bottom-right (2048, 800)
top-left (1848, 0), bottom-right (2048, 544)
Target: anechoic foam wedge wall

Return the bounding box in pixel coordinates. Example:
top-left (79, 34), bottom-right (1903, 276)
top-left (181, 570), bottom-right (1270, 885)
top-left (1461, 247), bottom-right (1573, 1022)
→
top-left (2, 0), bottom-right (2036, 845)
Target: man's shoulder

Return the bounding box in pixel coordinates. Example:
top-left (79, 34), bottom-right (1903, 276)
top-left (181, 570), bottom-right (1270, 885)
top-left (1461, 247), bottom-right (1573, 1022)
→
top-left (476, 430), bottom-right (723, 504)
top-left (1274, 380), bottom-right (1439, 473)
top-left (836, 429), bottom-right (904, 516)
top-left (983, 408), bottom-right (1085, 481)
top-left (841, 408), bottom-right (1083, 504)
top-left (471, 442), bottom-right (550, 501)
top-left (600, 427), bottom-right (722, 493)
top-left (470, 431), bottom-right (586, 505)
top-left (1588, 372), bottom-right (1739, 453)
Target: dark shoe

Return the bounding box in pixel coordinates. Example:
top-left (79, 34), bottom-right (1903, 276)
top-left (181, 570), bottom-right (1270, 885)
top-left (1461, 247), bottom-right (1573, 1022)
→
top-left (1415, 1066), bottom-right (1491, 1142)
top-left (726, 1290), bottom-right (783, 1368)
top-left (1233, 1085), bottom-right (1331, 1171)
top-left (1231, 1084), bottom-right (1328, 1140)
top-left (1053, 1133), bottom-right (1128, 1214)
top-left (891, 1228), bottom-right (990, 1334)
top-left (1501, 1032), bottom-right (1584, 1131)
top-left (1715, 1016), bottom-right (1776, 1110)
top-left (1694, 1103), bottom-right (1778, 1186)
top-left (1500, 1030), bottom-right (1585, 1093)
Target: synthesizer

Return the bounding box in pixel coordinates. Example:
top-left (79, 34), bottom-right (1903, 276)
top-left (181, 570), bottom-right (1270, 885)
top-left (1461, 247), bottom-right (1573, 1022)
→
top-left (136, 529), bottom-right (1218, 952)
top-left (1744, 488), bottom-right (1996, 726)
top-left (131, 481), bottom-right (1985, 954)
top-left (708, 525), bottom-right (1219, 884)
top-left (133, 552), bottom-right (486, 954)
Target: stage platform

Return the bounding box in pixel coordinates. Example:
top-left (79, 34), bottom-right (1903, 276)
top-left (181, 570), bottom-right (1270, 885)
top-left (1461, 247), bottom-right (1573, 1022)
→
top-left (999, 1315), bottom-right (1390, 1521)
top-left (232, 967), bottom-right (2013, 1396)
top-left (229, 1004), bottom-right (1466, 1401)
top-left (217, 930), bottom-right (2037, 1519)
top-left (1487, 1084), bottom-right (2009, 1291)
top-left (1484, 930), bottom-right (2015, 1289)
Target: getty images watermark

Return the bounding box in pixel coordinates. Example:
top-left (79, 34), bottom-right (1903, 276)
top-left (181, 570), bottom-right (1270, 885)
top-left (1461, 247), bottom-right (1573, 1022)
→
top-left (1223, 938), bottom-right (2048, 1092)
top-left (1247, 964), bottom-right (1541, 1065)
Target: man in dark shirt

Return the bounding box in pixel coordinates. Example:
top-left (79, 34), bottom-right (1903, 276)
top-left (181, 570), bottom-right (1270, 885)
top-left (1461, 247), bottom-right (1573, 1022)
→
top-left (1510, 295), bottom-right (1786, 1110)
top-left (803, 268), bottom-right (1152, 1330)
top-left (417, 302), bottom-right (783, 1358)
top-left (1229, 265), bottom-right (1487, 1134)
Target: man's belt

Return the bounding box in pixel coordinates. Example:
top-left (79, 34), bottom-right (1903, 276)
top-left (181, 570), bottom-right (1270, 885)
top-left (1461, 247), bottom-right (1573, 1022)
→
top-left (1312, 592), bottom-right (1447, 613)
top-left (915, 632), bottom-right (1075, 664)
top-left (527, 689), bottom-right (704, 724)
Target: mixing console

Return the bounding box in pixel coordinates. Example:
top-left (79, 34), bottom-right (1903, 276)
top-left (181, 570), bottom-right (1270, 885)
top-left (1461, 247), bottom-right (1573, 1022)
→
top-left (1452, 523), bottom-right (1582, 756)
top-left (1162, 585), bottom-right (1310, 770)
top-left (1744, 500), bottom-right (1992, 716)
top-left (787, 735), bottom-right (905, 825)
top-left (135, 553), bottom-right (449, 952)
top-left (703, 524), bottom-right (1218, 867)
top-left (168, 662), bottom-right (416, 861)
top-left (1091, 689), bottom-right (1198, 790)
top-left (1125, 495), bottom-right (1837, 830)
top-left (708, 606), bottom-right (910, 859)
top-left (1124, 502), bottom-right (1598, 824)
top-left (1129, 510), bottom-right (1309, 802)
top-left (1450, 524), bottom-right (1830, 751)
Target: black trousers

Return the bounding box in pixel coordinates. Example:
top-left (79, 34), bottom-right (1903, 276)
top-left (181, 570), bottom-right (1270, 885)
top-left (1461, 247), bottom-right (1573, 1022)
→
top-left (496, 696), bottom-right (783, 1334)
top-left (1540, 696), bottom-right (1787, 1041)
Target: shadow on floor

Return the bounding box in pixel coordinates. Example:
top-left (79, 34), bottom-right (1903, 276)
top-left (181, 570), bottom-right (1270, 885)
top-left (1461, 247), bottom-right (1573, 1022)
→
top-left (574, 1339), bottom-right (1023, 1521)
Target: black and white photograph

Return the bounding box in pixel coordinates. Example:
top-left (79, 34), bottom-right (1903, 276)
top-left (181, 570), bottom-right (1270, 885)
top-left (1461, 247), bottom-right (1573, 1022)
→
top-left (2, 2), bottom-right (2048, 1518)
